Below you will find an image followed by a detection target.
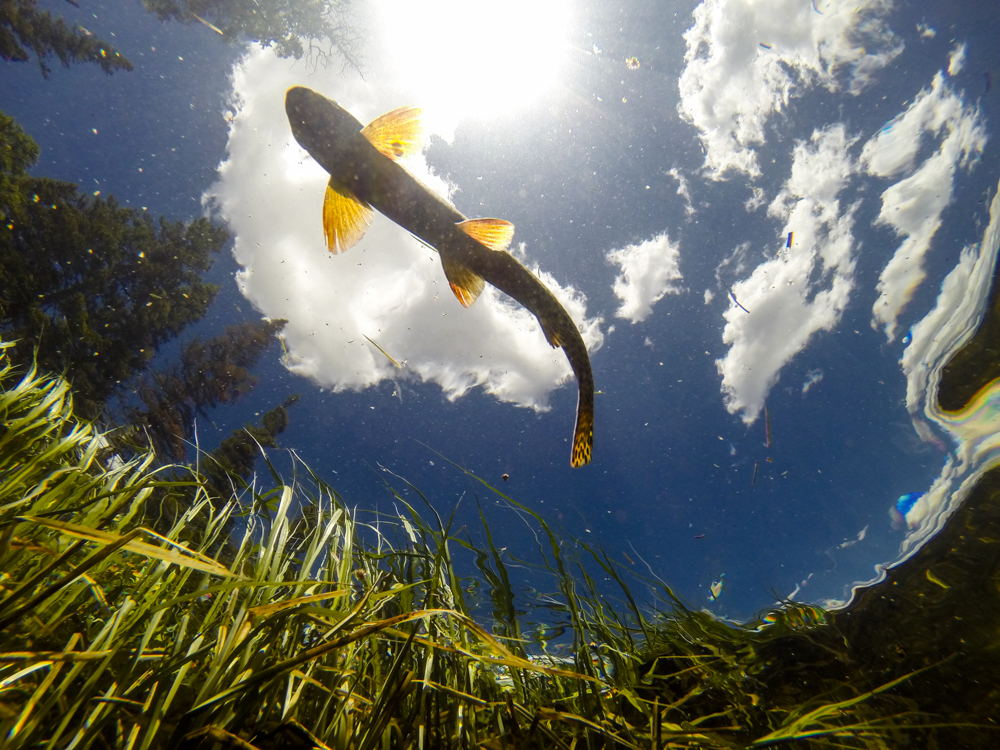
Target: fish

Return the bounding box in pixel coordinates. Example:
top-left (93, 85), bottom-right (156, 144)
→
top-left (285, 86), bottom-right (594, 467)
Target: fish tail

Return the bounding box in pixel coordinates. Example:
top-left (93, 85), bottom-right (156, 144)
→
top-left (571, 396), bottom-right (594, 467)
top-left (565, 329), bottom-right (594, 468)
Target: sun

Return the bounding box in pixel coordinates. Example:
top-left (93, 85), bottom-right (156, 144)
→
top-left (379, 0), bottom-right (571, 121)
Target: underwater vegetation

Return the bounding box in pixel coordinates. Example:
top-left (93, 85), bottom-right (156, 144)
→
top-left (2, 342), bottom-right (999, 749)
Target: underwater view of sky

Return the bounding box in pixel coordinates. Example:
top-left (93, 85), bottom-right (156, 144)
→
top-left (4, 0), bottom-right (1000, 621)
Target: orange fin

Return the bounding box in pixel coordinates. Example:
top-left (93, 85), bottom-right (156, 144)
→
top-left (323, 180), bottom-right (374, 253)
top-left (361, 106), bottom-right (423, 160)
top-left (442, 256), bottom-right (486, 308)
top-left (457, 218), bottom-right (515, 251)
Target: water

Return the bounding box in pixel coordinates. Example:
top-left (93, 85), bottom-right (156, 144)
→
top-left (2, 0), bottom-right (999, 625)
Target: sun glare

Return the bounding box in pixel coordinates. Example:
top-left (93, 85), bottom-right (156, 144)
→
top-left (379, 0), bottom-right (571, 121)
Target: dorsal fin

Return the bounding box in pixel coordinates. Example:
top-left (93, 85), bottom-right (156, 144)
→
top-left (361, 106), bottom-right (423, 160)
top-left (457, 218), bottom-right (515, 251)
top-left (323, 180), bottom-right (374, 253)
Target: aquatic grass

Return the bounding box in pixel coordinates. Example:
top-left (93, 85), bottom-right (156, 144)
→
top-left (0, 343), bottom-right (962, 748)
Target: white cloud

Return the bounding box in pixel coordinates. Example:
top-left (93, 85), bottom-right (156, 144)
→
top-left (667, 167), bottom-right (695, 215)
top-left (716, 125), bottom-right (857, 422)
top-left (206, 47), bottom-right (602, 415)
top-left (606, 233), bottom-right (683, 323)
top-left (678, 0), bottom-right (900, 178)
top-left (947, 42), bottom-right (966, 76)
top-left (862, 70), bottom-right (987, 341)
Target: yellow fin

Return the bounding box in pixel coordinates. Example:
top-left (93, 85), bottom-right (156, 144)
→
top-left (361, 106), bottom-right (423, 160)
top-left (441, 256), bottom-right (486, 308)
top-left (457, 218), bottom-right (515, 252)
top-left (323, 181), bottom-right (374, 253)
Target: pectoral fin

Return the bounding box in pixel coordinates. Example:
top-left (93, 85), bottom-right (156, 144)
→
top-left (442, 256), bottom-right (486, 308)
top-left (323, 181), bottom-right (374, 254)
top-left (361, 106), bottom-right (423, 160)
top-left (457, 218), bottom-right (515, 251)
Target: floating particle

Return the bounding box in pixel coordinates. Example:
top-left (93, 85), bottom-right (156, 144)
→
top-left (709, 573), bottom-right (726, 601)
top-left (625, 56), bottom-right (640, 70)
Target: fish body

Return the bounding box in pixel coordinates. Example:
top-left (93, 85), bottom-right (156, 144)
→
top-left (285, 87), bottom-right (594, 467)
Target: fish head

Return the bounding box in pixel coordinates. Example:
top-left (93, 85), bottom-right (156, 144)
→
top-left (285, 86), bottom-right (366, 175)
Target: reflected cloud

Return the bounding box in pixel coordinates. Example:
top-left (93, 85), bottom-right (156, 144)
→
top-left (716, 125), bottom-right (857, 423)
top-left (606, 233), bottom-right (683, 324)
top-left (862, 69), bottom-right (987, 341)
top-left (898, 182), bottom-right (1000, 549)
top-left (678, 0), bottom-right (900, 178)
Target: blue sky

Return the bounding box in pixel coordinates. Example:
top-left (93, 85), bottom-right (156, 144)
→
top-left (4, 0), bottom-right (1000, 621)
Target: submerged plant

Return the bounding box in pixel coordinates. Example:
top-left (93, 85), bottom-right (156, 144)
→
top-left (0, 341), bottom-right (950, 748)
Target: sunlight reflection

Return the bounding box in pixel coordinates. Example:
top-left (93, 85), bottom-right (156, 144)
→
top-left (379, 0), bottom-right (571, 120)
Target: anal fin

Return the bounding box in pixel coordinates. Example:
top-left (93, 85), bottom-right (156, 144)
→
top-left (323, 180), bottom-right (374, 253)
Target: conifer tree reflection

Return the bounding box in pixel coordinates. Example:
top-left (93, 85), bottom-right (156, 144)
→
top-left (0, 110), bottom-right (228, 419)
top-left (130, 319), bottom-right (287, 460)
top-left (143, 0), bottom-right (362, 70)
top-left (0, 0), bottom-right (133, 76)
